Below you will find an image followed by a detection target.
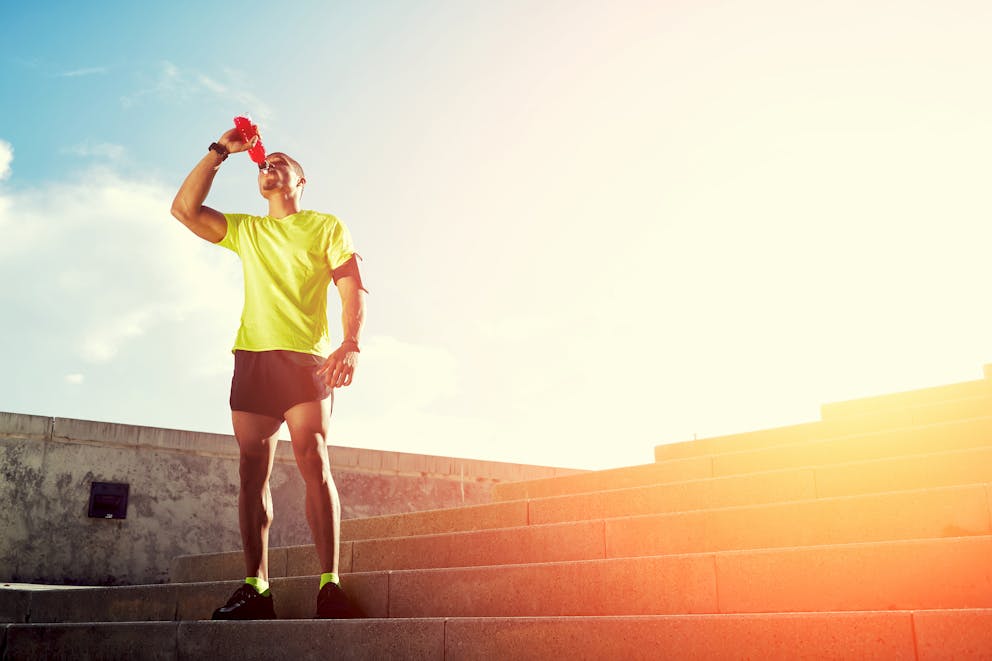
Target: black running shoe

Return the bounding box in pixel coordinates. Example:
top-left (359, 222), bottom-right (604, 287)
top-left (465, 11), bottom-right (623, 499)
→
top-left (314, 582), bottom-right (363, 619)
top-left (212, 584), bottom-right (277, 620)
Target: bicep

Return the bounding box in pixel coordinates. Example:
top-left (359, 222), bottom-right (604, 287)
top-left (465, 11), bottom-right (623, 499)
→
top-left (174, 204), bottom-right (228, 243)
top-left (335, 274), bottom-right (367, 307)
top-left (331, 254), bottom-right (367, 294)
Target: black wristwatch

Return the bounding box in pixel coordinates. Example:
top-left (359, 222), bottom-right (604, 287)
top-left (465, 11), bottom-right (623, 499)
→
top-left (208, 142), bottom-right (229, 161)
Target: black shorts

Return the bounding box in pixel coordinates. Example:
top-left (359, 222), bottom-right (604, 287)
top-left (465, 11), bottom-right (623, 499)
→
top-left (230, 350), bottom-right (333, 420)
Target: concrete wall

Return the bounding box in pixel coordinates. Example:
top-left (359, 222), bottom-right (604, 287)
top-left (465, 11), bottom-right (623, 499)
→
top-left (0, 412), bottom-right (581, 586)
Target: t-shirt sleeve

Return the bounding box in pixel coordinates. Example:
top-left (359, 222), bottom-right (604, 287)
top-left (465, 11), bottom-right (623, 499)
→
top-left (326, 216), bottom-right (356, 270)
top-left (217, 213), bottom-right (245, 253)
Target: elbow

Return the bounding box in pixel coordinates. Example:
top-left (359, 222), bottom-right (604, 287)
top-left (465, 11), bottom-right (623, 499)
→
top-left (170, 199), bottom-right (189, 224)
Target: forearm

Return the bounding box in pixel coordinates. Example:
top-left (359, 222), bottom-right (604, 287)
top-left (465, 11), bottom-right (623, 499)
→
top-left (340, 290), bottom-right (366, 346)
top-left (171, 151), bottom-right (225, 222)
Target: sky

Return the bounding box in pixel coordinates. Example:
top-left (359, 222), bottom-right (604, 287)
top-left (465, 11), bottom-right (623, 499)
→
top-left (3, 1), bottom-right (992, 471)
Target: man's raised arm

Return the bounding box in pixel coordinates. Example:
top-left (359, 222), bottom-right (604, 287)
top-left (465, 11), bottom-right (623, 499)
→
top-left (171, 127), bottom-right (253, 243)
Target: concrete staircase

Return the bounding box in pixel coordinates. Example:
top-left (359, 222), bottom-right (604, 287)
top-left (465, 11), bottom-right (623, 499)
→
top-left (3, 372), bottom-right (992, 659)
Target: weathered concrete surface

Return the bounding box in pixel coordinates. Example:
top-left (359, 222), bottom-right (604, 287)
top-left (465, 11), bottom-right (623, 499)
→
top-left (13, 613), bottom-right (985, 661)
top-left (712, 415), bottom-right (992, 477)
top-left (0, 589), bottom-right (29, 624)
top-left (179, 619), bottom-right (446, 661)
top-left (492, 455), bottom-right (714, 502)
top-left (0, 411), bottom-right (580, 586)
top-left (387, 555), bottom-right (720, 618)
top-left (28, 584), bottom-right (180, 623)
top-left (654, 372), bottom-right (992, 463)
top-left (340, 500), bottom-right (530, 541)
top-left (527, 468), bottom-right (817, 525)
top-left (820, 377), bottom-right (990, 420)
top-left (443, 613), bottom-right (917, 661)
top-left (352, 520), bottom-right (606, 572)
top-left (605, 483), bottom-right (992, 557)
top-left (172, 482), bottom-right (992, 583)
top-left (914, 608), bottom-right (992, 660)
top-left (814, 445), bottom-right (992, 497)
top-left (3, 622), bottom-right (179, 660)
top-left (716, 535), bottom-right (992, 613)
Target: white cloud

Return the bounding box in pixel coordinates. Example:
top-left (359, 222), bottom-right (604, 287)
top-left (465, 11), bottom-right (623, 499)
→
top-left (64, 374), bottom-right (84, 385)
top-left (0, 140), bottom-right (12, 180)
top-left (0, 166), bottom-right (243, 367)
top-left (65, 142), bottom-right (126, 162)
top-left (58, 67), bottom-right (108, 78)
top-left (121, 62), bottom-right (272, 120)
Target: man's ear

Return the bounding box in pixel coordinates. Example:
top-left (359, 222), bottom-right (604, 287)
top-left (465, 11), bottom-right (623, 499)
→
top-left (298, 177), bottom-right (307, 187)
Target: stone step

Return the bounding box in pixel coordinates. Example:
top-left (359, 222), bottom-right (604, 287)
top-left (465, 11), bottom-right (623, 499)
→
top-left (525, 447), bottom-right (992, 526)
top-left (5, 610), bottom-right (991, 660)
top-left (655, 389), bottom-right (992, 463)
top-left (820, 376), bottom-right (991, 420)
top-left (11, 536), bottom-right (992, 625)
top-left (171, 483), bottom-right (991, 581)
top-left (387, 536), bottom-right (992, 617)
top-left (173, 444), bottom-right (992, 583)
top-left (505, 416), bottom-right (992, 502)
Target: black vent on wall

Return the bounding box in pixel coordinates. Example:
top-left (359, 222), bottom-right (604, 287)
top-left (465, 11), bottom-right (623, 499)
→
top-left (88, 482), bottom-right (130, 519)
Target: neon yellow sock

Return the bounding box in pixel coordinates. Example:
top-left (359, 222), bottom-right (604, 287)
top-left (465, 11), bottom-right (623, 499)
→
top-left (245, 577), bottom-right (270, 595)
top-left (319, 572), bottom-right (339, 590)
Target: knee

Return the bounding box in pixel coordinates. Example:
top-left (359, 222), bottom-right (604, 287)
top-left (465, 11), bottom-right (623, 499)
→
top-left (239, 449), bottom-right (272, 490)
top-left (293, 440), bottom-right (332, 483)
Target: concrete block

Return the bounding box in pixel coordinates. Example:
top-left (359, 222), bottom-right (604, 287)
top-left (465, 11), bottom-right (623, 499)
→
top-left (172, 551), bottom-right (239, 583)
top-left (492, 457), bottom-right (712, 503)
top-left (443, 613), bottom-right (916, 661)
top-left (283, 542), bottom-right (353, 576)
top-left (352, 520), bottom-right (606, 572)
top-left (356, 448), bottom-right (384, 471)
top-left (656, 421), bottom-right (822, 462)
top-left (178, 619), bottom-right (445, 660)
top-left (528, 469), bottom-right (816, 525)
top-left (988, 484), bottom-right (992, 532)
top-left (341, 501), bottom-right (529, 541)
top-left (171, 547), bottom-right (288, 584)
top-left (397, 453), bottom-right (429, 474)
top-left (175, 580), bottom-right (243, 621)
top-left (849, 395), bottom-right (992, 429)
top-left (913, 608), bottom-right (992, 660)
top-left (815, 446), bottom-right (992, 497)
top-left (0, 588), bottom-right (29, 623)
top-left (0, 438), bottom-right (46, 584)
top-left (0, 412), bottom-right (50, 439)
top-left (137, 426), bottom-right (234, 456)
top-left (820, 379), bottom-right (990, 420)
top-left (51, 417), bottom-right (143, 447)
top-left (174, 574), bottom-right (388, 620)
top-left (387, 555), bottom-right (718, 617)
top-left (606, 485), bottom-right (992, 558)
top-left (3, 622), bottom-right (178, 660)
top-left (657, 395), bottom-right (992, 463)
top-left (716, 536), bottom-right (992, 613)
top-left (713, 417), bottom-right (992, 477)
top-left (330, 446), bottom-right (361, 468)
top-left (379, 451), bottom-right (399, 472)
top-left (340, 571), bottom-right (389, 618)
top-left (28, 584), bottom-right (179, 623)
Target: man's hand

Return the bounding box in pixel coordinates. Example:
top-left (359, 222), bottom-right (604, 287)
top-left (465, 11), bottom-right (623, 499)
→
top-left (317, 344), bottom-right (359, 388)
top-left (217, 127), bottom-right (257, 154)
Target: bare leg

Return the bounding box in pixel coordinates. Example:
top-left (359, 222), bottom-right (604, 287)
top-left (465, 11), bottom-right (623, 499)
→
top-left (231, 410), bottom-right (283, 581)
top-left (284, 398), bottom-right (339, 574)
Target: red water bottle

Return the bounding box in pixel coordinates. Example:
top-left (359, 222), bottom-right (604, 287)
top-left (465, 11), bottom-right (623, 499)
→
top-left (233, 115), bottom-right (267, 166)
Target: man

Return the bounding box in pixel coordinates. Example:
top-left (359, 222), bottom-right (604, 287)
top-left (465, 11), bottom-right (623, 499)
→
top-left (171, 125), bottom-right (366, 619)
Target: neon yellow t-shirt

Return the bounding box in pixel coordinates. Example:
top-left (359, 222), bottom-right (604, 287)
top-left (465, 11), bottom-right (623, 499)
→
top-left (218, 210), bottom-right (356, 357)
